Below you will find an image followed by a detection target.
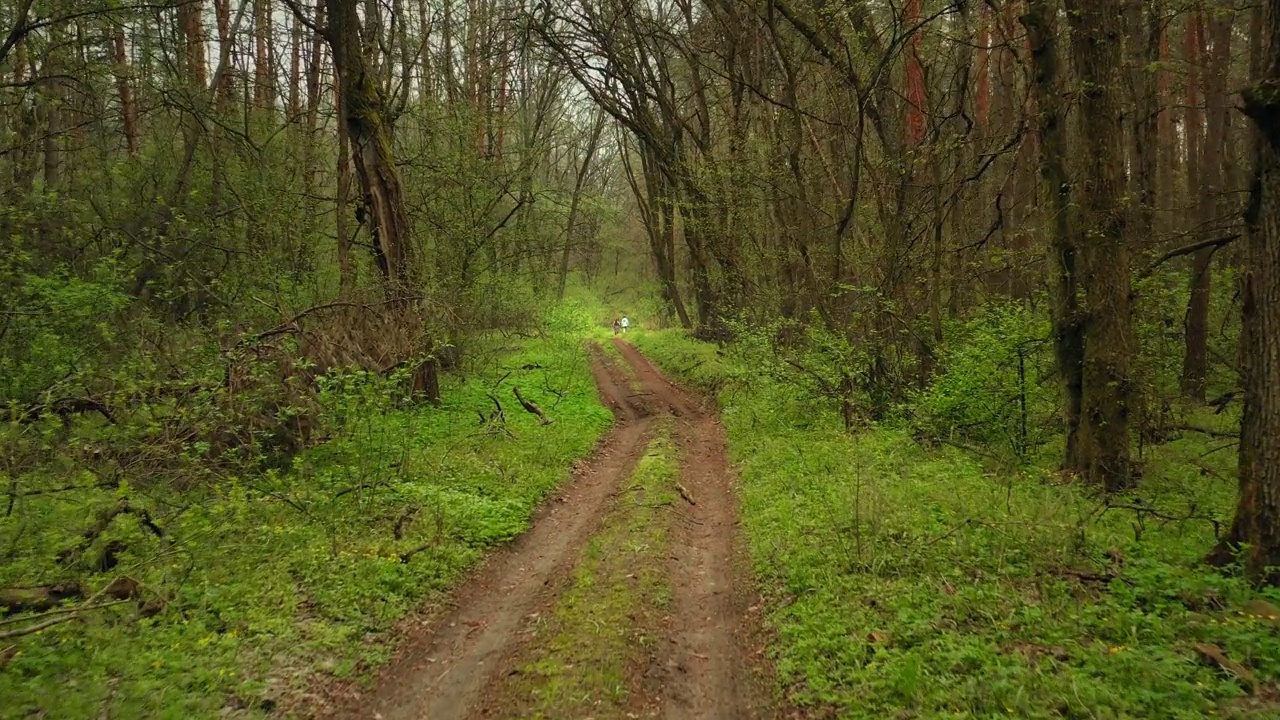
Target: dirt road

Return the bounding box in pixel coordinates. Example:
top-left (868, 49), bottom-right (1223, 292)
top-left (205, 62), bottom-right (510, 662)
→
top-left (331, 340), bottom-right (772, 720)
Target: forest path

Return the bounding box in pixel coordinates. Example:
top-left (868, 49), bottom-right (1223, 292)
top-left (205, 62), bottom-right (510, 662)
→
top-left (333, 339), bottom-right (774, 720)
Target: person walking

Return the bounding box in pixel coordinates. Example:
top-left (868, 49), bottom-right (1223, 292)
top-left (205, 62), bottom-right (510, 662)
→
top-left (612, 318), bottom-right (621, 335)
top-left (620, 315), bottom-right (630, 334)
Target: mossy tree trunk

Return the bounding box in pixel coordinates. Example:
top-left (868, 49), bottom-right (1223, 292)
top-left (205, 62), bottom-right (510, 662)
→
top-left (1024, 0), bottom-right (1084, 476)
top-left (324, 0), bottom-right (413, 293)
top-left (1212, 0), bottom-right (1280, 584)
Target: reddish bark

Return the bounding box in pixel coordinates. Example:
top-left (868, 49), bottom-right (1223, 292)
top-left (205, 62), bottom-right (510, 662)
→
top-left (905, 0), bottom-right (925, 145)
top-left (976, 4), bottom-right (991, 128)
top-left (111, 26), bottom-right (138, 156)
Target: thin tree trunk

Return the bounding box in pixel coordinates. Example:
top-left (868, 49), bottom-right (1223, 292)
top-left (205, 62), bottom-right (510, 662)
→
top-left (253, 0), bottom-right (273, 110)
top-left (336, 71), bottom-right (354, 295)
top-left (110, 25), bottom-right (139, 157)
top-left (1024, 0), bottom-right (1084, 474)
top-left (214, 0), bottom-right (233, 112)
top-left (558, 112), bottom-right (606, 300)
top-left (1182, 11), bottom-right (1234, 401)
top-left (289, 13), bottom-right (303, 119)
top-left (178, 0), bottom-right (208, 90)
top-left (41, 25), bottom-right (62, 192)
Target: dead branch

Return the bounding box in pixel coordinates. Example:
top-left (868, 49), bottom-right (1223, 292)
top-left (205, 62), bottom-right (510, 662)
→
top-left (676, 483), bottom-right (697, 506)
top-left (0, 577), bottom-right (142, 640)
top-left (0, 614), bottom-right (76, 640)
top-left (58, 500), bottom-right (164, 567)
top-left (512, 387), bottom-right (551, 425)
top-left (485, 393), bottom-right (506, 423)
top-left (8, 397), bottom-right (115, 424)
top-left (399, 542), bottom-right (433, 563)
top-left (0, 582), bottom-right (83, 613)
top-left (1174, 424), bottom-right (1239, 440)
top-left (1138, 235), bottom-right (1240, 279)
top-left (394, 507), bottom-right (419, 541)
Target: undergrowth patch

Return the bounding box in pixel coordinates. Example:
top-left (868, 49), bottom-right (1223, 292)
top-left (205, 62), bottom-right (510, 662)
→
top-left (632, 329), bottom-right (1280, 720)
top-left (0, 334), bottom-right (612, 718)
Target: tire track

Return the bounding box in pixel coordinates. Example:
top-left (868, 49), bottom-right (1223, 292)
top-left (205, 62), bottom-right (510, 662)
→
top-left (611, 338), bottom-right (770, 720)
top-left (331, 344), bottom-right (655, 720)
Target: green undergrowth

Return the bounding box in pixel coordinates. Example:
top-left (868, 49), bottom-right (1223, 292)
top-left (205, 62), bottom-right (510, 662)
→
top-left (631, 329), bottom-right (1280, 719)
top-left (500, 422), bottom-right (678, 719)
top-left (0, 333), bottom-right (612, 719)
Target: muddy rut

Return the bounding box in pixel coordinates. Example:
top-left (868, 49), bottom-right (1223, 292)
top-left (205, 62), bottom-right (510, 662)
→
top-left (332, 340), bottom-right (770, 720)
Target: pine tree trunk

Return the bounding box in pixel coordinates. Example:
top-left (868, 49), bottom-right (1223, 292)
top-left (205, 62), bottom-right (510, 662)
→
top-left (110, 26), bottom-right (139, 157)
top-left (289, 14), bottom-right (302, 119)
top-left (1066, 0), bottom-right (1136, 491)
top-left (1211, 0), bottom-right (1280, 585)
top-left (1182, 12), bottom-right (1234, 402)
top-left (178, 0), bottom-right (207, 90)
top-left (253, 0), bottom-right (273, 110)
top-left (214, 0), bottom-right (233, 112)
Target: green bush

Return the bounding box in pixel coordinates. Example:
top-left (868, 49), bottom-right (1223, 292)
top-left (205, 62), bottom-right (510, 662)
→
top-left (912, 301), bottom-right (1058, 465)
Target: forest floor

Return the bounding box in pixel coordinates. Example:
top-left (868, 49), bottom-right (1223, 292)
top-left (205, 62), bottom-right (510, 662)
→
top-left (319, 338), bottom-right (780, 720)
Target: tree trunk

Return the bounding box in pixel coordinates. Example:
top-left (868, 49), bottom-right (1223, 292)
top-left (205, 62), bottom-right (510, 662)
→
top-left (1024, 0), bottom-right (1085, 473)
top-left (40, 24), bottom-right (62, 192)
top-left (325, 0), bottom-right (414, 291)
top-left (904, 0), bottom-right (925, 146)
top-left (1211, 0), bottom-right (1280, 585)
top-left (1182, 11), bottom-right (1234, 402)
top-left (558, 112), bottom-right (606, 300)
top-left (178, 0), bottom-right (207, 90)
top-left (253, 0), bottom-right (273, 110)
top-left (1126, 0), bottom-right (1159, 240)
top-left (110, 26), bottom-right (139, 157)
top-left (214, 0), bottom-right (233, 112)
top-left (1066, 0), bottom-right (1136, 491)
top-left (288, 13), bottom-right (302, 119)
top-left (336, 71), bottom-right (355, 295)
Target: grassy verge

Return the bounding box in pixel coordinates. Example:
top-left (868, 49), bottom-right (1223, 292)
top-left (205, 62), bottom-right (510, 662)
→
top-left (631, 329), bottom-right (1280, 719)
top-left (496, 421), bottom-right (678, 719)
top-left (0, 334), bottom-right (612, 719)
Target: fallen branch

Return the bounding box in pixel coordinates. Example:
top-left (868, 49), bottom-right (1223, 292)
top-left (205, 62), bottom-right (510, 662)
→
top-left (1194, 642), bottom-right (1258, 691)
top-left (1059, 568), bottom-right (1115, 585)
top-left (675, 483), bottom-right (697, 506)
top-left (513, 387), bottom-right (551, 425)
top-left (0, 582), bottom-right (83, 613)
top-left (8, 397), bottom-right (115, 425)
top-left (1174, 424), bottom-right (1239, 440)
top-left (0, 614), bottom-right (75, 640)
top-left (58, 500), bottom-right (164, 567)
top-left (0, 577), bottom-right (142, 640)
top-left (394, 507), bottom-right (419, 541)
top-left (399, 542), bottom-right (433, 563)
top-left (0, 598), bottom-right (131, 628)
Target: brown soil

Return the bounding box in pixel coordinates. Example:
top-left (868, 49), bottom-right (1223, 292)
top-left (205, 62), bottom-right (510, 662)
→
top-left (613, 338), bottom-right (774, 720)
top-left (326, 340), bottom-right (775, 720)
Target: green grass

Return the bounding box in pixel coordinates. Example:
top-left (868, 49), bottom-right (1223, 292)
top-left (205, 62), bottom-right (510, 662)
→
top-left (632, 328), bottom-right (1280, 720)
top-left (0, 334), bottom-right (613, 719)
top-left (496, 422), bottom-right (678, 719)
